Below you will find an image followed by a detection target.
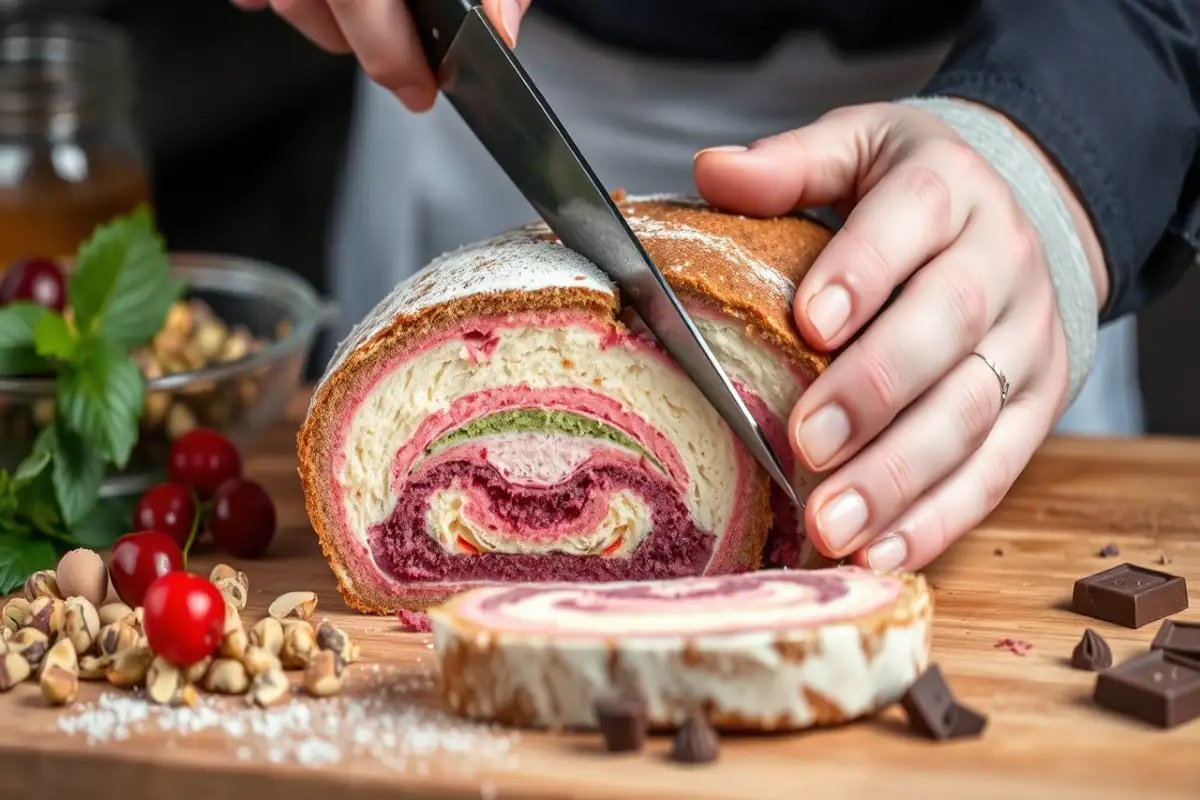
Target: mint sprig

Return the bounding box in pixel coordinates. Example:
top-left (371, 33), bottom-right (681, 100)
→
top-left (0, 204), bottom-right (183, 594)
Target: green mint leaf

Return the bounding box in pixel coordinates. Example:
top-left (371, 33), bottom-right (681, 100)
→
top-left (33, 311), bottom-right (78, 361)
top-left (69, 496), bottom-right (133, 549)
top-left (50, 425), bottom-right (106, 526)
top-left (12, 426), bottom-right (55, 488)
top-left (0, 302), bottom-right (51, 377)
top-left (0, 533), bottom-right (56, 595)
top-left (68, 204), bottom-right (184, 348)
top-left (19, 469), bottom-right (67, 538)
top-left (57, 339), bottom-right (144, 468)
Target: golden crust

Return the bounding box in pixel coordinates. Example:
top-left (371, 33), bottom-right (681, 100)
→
top-left (298, 198), bottom-right (832, 615)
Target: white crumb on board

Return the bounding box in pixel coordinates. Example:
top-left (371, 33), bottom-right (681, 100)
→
top-left (54, 666), bottom-right (520, 778)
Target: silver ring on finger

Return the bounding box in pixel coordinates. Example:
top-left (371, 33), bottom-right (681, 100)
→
top-left (971, 351), bottom-right (1010, 408)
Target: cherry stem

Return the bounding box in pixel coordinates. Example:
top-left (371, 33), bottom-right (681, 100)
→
top-left (181, 491), bottom-right (206, 567)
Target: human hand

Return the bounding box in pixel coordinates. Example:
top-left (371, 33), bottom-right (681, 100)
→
top-left (230, 0), bottom-right (533, 110)
top-left (694, 101), bottom-right (1107, 572)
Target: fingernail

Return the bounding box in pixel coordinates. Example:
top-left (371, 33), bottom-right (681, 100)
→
top-left (866, 535), bottom-right (908, 572)
top-left (796, 403), bottom-right (850, 467)
top-left (500, 0), bottom-right (522, 44)
top-left (806, 284), bottom-right (851, 341)
top-left (694, 144), bottom-right (748, 161)
top-left (396, 86), bottom-right (436, 111)
top-left (817, 489), bottom-right (868, 550)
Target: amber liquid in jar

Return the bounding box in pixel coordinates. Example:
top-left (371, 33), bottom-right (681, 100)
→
top-left (0, 18), bottom-right (149, 267)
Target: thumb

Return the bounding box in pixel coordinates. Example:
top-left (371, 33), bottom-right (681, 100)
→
top-left (693, 104), bottom-right (893, 217)
top-left (483, 0), bottom-right (534, 47)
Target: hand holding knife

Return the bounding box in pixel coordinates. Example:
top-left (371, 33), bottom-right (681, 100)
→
top-left (404, 0), bottom-right (803, 509)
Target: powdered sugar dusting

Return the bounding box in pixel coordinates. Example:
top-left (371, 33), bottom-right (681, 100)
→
top-left (54, 666), bottom-right (520, 776)
top-left (313, 193), bottom-right (791, 399)
top-left (316, 230), bottom-right (615, 396)
top-left (623, 215), bottom-right (796, 302)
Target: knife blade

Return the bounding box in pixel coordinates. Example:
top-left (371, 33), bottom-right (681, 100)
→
top-left (405, 0), bottom-right (803, 509)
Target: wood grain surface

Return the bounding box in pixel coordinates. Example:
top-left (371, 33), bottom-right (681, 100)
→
top-left (2, 395), bottom-right (1199, 800)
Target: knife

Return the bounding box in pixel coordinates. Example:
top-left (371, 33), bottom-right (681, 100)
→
top-left (405, 0), bottom-right (803, 509)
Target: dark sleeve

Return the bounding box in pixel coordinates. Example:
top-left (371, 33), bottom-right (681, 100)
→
top-left (918, 0), bottom-right (1200, 323)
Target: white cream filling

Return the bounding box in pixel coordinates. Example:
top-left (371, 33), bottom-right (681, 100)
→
top-left (425, 488), bottom-right (651, 557)
top-left (339, 317), bottom-right (807, 553)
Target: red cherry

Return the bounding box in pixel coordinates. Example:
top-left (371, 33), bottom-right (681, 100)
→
top-left (133, 483), bottom-right (197, 548)
top-left (108, 531), bottom-right (184, 607)
top-left (209, 477), bottom-right (276, 558)
top-left (142, 572), bottom-right (225, 666)
top-left (0, 257), bottom-right (66, 311)
top-left (168, 428), bottom-right (242, 500)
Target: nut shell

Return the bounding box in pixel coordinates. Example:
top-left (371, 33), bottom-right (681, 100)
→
top-left (107, 644), bottom-right (154, 688)
top-left (280, 621), bottom-right (317, 670)
top-left (249, 618), bottom-right (284, 656)
top-left (242, 646), bottom-right (282, 678)
top-left (64, 596), bottom-right (101, 655)
top-left (303, 650), bottom-right (345, 697)
top-left (269, 591), bottom-right (318, 621)
top-left (249, 667), bottom-right (291, 707)
top-left (56, 549), bottom-right (109, 608)
top-left (204, 658), bottom-right (249, 694)
top-left (23, 570), bottom-right (61, 603)
top-left (315, 620), bottom-right (359, 664)
top-left (8, 628), bottom-right (49, 669)
top-left (40, 639), bottom-right (79, 706)
top-left (0, 652), bottom-right (31, 691)
top-left (28, 596), bottom-right (65, 639)
top-left (2, 597), bottom-right (32, 632)
top-left (98, 603), bottom-right (134, 627)
top-left (147, 656), bottom-right (185, 705)
top-left (214, 577), bottom-right (248, 611)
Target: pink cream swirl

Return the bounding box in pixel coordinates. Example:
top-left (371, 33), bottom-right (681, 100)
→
top-left (445, 567), bottom-right (902, 638)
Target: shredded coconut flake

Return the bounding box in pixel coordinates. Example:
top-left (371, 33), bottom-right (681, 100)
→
top-left (55, 667), bottom-right (520, 776)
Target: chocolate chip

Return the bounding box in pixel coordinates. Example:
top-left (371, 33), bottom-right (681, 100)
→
top-left (993, 548), bottom-right (1004, 557)
top-left (1071, 628), bottom-right (1113, 671)
top-left (1098, 543), bottom-right (1120, 558)
top-left (593, 694), bottom-right (647, 753)
top-left (669, 713), bottom-right (719, 764)
top-left (900, 665), bottom-right (988, 741)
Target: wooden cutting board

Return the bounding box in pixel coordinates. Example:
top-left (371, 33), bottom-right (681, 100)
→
top-left (2, 398), bottom-right (1200, 800)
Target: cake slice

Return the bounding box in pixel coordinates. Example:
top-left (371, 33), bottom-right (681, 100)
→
top-left (430, 567), bottom-right (932, 730)
top-left (299, 197), bottom-right (835, 615)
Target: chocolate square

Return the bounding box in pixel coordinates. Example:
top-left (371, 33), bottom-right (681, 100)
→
top-left (1072, 563), bottom-right (1188, 628)
top-left (900, 666), bottom-right (957, 740)
top-left (1093, 650), bottom-right (1200, 729)
top-left (899, 665), bottom-right (988, 741)
top-left (1150, 619), bottom-right (1200, 658)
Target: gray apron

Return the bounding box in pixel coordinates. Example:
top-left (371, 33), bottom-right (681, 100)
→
top-left (329, 11), bottom-right (1143, 437)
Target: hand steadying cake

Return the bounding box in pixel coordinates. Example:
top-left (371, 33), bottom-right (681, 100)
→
top-left (239, 0), bottom-right (1199, 573)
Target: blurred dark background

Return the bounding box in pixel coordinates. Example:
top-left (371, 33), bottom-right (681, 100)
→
top-left (3, 0), bottom-right (1196, 437)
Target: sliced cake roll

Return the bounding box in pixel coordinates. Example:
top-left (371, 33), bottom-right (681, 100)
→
top-left (430, 567), bottom-right (932, 730)
top-left (299, 197), bottom-right (834, 614)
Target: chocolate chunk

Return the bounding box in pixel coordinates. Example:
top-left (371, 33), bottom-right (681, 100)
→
top-left (900, 665), bottom-right (988, 741)
top-left (1151, 619), bottom-right (1200, 658)
top-left (669, 714), bottom-right (719, 764)
top-left (1098, 543), bottom-right (1120, 558)
top-left (948, 703), bottom-right (989, 738)
top-left (1071, 629), bottom-right (1113, 671)
top-left (993, 548), bottom-right (1004, 557)
top-left (593, 694), bottom-right (647, 753)
top-left (1071, 563), bottom-right (1188, 629)
top-left (1093, 650), bottom-right (1200, 729)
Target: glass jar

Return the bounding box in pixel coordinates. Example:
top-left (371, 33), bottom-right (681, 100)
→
top-left (0, 17), bottom-right (149, 267)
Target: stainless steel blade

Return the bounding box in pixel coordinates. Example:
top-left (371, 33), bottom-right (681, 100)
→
top-left (433, 8), bottom-right (802, 508)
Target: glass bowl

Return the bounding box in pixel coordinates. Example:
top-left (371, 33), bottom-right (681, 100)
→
top-left (0, 252), bottom-right (338, 496)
